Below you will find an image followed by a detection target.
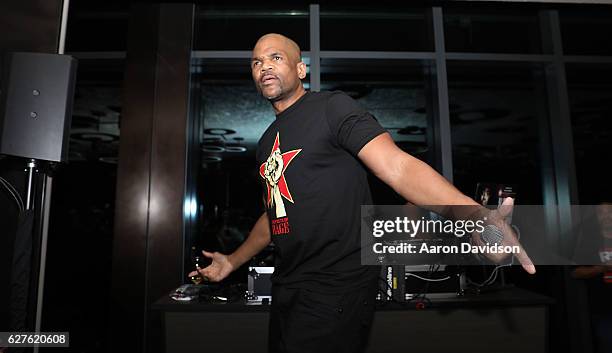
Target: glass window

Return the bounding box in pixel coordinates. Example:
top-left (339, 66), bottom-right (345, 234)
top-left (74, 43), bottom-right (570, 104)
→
top-left (320, 6), bottom-right (433, 52)
top-left (560, 8), bottom-right (612, 56)
top-left (42, 58), bottom-right (122, 349)
top-left (566, 64), bottom-right (612, 203)
top-left (69, 59), bottom-right (123, 163)
top-left (443, 8), bottom-right (545, 54)
top-left (188, 58), bottom-right (308, 276)
top-left (447, 62), bottom-right (553, 204)
top-left (66, 6), bottom-right (129, 52)
top-left (321, 58), bottom-right (435, 204)
top-left (195, 6), bottom-right (309, 50)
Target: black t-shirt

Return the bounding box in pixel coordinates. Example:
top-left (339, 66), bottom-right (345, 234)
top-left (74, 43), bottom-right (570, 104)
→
top-left (586, 246), bottom-right (612, 315)
top-left (256, 91), bottom-right (386, 292)
top-left (574, 217), bottom-right (612, 314)
top-left (586, 272), bottom-right (612, 315)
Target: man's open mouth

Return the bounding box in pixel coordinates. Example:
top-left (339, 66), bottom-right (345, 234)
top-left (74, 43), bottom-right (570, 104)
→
top-left (261, 74), bottom-right (278, 85)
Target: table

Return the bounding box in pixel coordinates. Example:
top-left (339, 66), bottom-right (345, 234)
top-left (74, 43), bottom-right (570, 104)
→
top-left (152, 286), bottom-right (553, 353)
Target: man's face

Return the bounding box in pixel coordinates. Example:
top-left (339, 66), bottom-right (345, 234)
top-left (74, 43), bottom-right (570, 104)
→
top-left (251, 36), bottom-right (304, 101)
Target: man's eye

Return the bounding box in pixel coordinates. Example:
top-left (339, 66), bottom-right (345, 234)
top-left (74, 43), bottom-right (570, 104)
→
top-left (253, 61), bottom-right (261, 67)
top-left (274, 56), bottom-right (282, 61)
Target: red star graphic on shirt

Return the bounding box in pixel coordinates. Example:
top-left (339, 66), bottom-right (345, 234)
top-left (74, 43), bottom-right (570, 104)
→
top-left (259, 132), bottom-right (302, 208)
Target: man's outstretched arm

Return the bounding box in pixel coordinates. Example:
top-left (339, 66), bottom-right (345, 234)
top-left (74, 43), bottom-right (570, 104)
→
top-left (359, 133), bottom-right (476, 207)
top-left (358, 132), bottom-right (536, 274)
top-left (189, 212), bottom-right (271, 282)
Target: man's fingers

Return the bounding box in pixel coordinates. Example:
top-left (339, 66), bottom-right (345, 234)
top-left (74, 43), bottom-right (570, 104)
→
top-left (497, 219), bottom-right (535, 274)
top-left (199, 268), bottom-right (215, 282)
top-left (507, 222), bottom-right (536, 274)
top-left (497, 197), bottom-right (514, 218)
top-left (202, 250), bottom-right (214, 258)
top-left (520, 261), bottom-right (536, 275)
top-left (199, 266), bottom-right (217, 279)
top-left (515, 243), bottom-right (536, 274)
top-left (188, 266), bottom-right (219, 282)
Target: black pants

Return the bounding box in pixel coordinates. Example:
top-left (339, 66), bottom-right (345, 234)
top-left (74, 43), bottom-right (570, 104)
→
top-left (268, 280), bottom-right (378, 353)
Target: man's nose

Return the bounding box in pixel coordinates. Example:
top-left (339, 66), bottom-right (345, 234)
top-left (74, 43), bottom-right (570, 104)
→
top-left (261, 60), bottom-right (274, 72)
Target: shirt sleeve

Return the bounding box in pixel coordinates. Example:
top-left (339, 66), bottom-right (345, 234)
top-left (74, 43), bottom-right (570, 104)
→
top-left (325, 91), bottom-right (387, 156)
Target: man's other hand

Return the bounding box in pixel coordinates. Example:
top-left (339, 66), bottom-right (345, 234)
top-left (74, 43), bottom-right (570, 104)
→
top-left (472, 197), bottom-right (536, 274)
top-left (187, 250), bottom-right (235, 282)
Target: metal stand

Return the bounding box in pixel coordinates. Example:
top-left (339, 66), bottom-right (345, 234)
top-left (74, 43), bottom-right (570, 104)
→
top-left (35, 175), bottom-right (52, 333)
top-left (25, 159), bottom-right (36, 210)
top-left (21, 158), bottom-right (53, 353)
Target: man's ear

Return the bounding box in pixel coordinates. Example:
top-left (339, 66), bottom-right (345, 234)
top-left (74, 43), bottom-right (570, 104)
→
top-left (297, 61), bottom-right (307, 80)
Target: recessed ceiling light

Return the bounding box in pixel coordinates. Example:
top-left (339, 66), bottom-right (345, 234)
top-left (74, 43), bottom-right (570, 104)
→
top-left (201, 145), bottom-right (226, 153)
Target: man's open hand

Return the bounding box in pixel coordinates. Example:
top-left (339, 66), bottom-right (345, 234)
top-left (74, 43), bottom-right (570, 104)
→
top-left (471, 198), bottom-right (536, 274)
top-left (187, 250), bottom-right (235, 282)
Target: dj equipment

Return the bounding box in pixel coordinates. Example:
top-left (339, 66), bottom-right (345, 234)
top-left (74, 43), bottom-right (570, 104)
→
top-left (246, 266), bottom-right (273, 303)
top-left (378, 265), bottom-right (464, 302)
top-left (378, 265), bottom-right (405, 302)
top-left (404, 265), bottom-right (464, 300)
top-left (0, 52), bottom-right (77, 162)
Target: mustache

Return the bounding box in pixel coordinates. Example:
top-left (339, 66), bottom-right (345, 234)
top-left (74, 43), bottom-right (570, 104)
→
top-left (260, 72), bottom-right (279, 83)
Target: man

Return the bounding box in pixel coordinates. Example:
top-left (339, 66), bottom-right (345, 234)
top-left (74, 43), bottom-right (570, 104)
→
top-left (573, 203), bottom-right (612, 353)
top-left (189, 33), bottom-right (536, 353)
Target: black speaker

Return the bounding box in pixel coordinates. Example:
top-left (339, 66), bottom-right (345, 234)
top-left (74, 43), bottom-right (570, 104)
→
top-left (0, 52), bottom-right (77, 162)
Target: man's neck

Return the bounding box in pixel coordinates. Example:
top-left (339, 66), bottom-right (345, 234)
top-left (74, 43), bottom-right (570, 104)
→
top-left (271, 86), bottom-right (306, 115)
